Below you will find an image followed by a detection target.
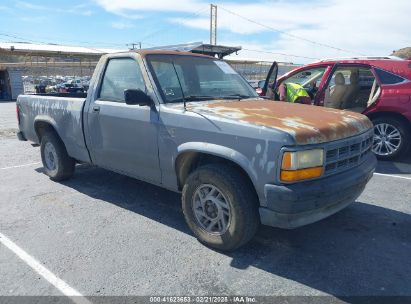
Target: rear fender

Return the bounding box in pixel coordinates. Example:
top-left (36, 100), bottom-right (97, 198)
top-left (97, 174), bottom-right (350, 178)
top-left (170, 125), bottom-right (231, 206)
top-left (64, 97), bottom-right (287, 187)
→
top-left (34, 116), bottom-right (59, 143)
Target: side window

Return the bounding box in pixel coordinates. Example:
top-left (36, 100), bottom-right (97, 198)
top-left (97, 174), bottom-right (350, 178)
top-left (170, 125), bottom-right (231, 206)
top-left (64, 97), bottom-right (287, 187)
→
top-left (277, 67), bottom-right (326, 102)
top-left (283, 67), bottom-right (326, 88)
top-left (374, 68), bottom-right (405, 85)
top-left (99, 58), bottom-right (145, 102)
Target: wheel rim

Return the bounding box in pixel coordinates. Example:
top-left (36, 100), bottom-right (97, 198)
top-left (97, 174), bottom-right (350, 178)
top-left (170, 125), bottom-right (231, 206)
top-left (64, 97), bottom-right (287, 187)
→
top-left (192, 184), bottom-right (231, 235)
top-left (44, 142), bottom-right (58, 171)
top-left (373, 123), bottom-right (402, 156)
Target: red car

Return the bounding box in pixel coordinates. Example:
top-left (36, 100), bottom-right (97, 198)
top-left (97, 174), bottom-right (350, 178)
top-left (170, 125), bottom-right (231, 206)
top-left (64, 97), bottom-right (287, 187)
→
top-left (262, 56), bottom-right (411, 160)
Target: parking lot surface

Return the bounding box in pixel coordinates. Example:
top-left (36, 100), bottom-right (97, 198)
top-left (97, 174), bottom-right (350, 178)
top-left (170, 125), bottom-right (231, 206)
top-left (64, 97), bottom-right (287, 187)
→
top-left (1, 101), bottom-right (410, 300)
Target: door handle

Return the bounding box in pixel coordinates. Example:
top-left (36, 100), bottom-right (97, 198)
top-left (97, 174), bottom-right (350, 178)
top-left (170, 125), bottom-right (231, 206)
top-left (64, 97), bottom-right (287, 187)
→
top-left (92, 106), bottom-right (100, 113)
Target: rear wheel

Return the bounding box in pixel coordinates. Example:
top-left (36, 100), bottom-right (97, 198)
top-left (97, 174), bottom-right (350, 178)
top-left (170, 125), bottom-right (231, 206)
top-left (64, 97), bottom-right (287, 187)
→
top-left (182, 164), bottom-right (260, 251)
top-left (372, 117), bottom-right (410, 160)
top-left (40, 131), bottom-right (75, 181)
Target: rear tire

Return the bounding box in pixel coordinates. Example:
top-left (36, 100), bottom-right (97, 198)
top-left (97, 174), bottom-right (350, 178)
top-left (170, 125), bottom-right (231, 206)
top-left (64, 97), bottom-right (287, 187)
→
top-left (371, 117), bottom-right (410, 161)
top-left (40, 131), bottom-right (75, 181)
top-left (182, 164), bottom-right (260, 251)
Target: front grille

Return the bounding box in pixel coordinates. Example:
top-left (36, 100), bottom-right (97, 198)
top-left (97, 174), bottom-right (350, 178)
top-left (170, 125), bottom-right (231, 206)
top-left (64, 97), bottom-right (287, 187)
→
top-left (324, 130), bottom-right (373, 176)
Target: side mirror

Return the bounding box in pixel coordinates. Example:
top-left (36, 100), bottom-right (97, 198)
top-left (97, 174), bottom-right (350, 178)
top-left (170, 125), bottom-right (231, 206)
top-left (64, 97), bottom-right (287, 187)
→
top-left (124, 89), bottom-right (153, 106)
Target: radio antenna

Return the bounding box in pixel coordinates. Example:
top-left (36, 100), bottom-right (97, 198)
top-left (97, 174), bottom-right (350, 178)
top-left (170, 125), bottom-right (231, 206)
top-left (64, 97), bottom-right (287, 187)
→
top-left (171, 61), bottom-right (186, 111)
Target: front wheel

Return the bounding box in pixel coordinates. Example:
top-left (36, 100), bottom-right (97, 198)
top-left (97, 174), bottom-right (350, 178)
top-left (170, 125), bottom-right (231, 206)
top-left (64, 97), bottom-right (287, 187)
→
top-left (40, 132), bottom-right (75, 181)
top-left (372, 117), bottom-right (410, 161)
top-left (182, 164), bottom-right (260, 251)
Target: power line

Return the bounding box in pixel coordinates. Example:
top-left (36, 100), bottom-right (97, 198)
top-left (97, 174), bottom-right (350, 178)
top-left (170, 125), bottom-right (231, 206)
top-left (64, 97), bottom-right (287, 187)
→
top-left (241, 48), bottom-right (319, 60)
top-left (138, 7), bottom-right (209, 44)
top-left (219, 6), bottom-right (367, 56)
top-left (0, 30), bottom-right (161, 52)
top-left (0, 31), bottom-right (126, 48)
top-left (0, 32), bottom-right (47, 45)
top-left (0, 33), bottom-right (127, 57)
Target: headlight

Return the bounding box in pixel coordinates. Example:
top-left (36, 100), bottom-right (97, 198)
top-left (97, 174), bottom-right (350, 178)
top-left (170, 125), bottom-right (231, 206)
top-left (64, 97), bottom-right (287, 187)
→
top-left (280, 149), bottom-right (324, 182)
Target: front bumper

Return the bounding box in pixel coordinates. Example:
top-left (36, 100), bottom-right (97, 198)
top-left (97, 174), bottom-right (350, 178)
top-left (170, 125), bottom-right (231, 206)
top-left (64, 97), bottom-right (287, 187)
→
top-left (259, 153), bottom-right (377, 229)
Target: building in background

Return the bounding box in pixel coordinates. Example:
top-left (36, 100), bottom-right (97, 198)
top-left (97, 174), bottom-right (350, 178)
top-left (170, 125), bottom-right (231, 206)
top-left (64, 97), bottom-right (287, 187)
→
top-left (0, 42), bottom-right (119, 100)
top-left (226, 59), bottom-right (300, 81)
top-left (0, 42), bottom-right (300, 100)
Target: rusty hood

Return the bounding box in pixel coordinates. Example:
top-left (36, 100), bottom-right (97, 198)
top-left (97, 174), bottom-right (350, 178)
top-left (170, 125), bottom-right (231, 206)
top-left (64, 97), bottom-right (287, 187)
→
top-left (187, 99), bottom-right (373, 145)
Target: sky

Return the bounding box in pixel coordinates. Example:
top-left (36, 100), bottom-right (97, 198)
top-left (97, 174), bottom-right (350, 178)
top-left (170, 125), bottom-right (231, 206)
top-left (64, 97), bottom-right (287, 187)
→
top-left (0, 0), bottom-right (410, 63)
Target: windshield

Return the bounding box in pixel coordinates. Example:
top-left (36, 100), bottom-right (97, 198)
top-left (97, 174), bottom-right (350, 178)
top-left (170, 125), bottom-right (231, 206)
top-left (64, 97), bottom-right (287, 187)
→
top-left (146, 54), bottom-right (258, 103)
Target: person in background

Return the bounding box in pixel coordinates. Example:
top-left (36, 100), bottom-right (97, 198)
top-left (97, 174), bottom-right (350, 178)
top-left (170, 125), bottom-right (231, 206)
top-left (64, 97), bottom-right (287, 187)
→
top-left (278, 82), bottom-right (311, 104)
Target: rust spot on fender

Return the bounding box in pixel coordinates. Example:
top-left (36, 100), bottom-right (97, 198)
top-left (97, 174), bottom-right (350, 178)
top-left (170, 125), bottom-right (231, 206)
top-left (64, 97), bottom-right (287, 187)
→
top-left (193, 100), bottom-right (373, 145)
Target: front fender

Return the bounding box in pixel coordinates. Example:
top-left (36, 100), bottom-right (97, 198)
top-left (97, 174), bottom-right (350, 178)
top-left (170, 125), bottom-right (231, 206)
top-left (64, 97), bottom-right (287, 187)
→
top-left (176, 141), bottom-right (259, 196)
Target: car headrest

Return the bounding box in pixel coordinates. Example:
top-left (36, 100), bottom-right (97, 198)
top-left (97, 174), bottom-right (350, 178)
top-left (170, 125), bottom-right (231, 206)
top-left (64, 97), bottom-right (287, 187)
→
top-left (350, 72), bottom-right (359, 84)
top-left (335, 73), bottom-right (345, 85)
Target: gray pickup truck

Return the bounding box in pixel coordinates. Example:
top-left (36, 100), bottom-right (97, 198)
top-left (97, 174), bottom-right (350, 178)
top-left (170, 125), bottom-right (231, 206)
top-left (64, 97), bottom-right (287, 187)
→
top-left (17, 50), bottom-right (377, 251)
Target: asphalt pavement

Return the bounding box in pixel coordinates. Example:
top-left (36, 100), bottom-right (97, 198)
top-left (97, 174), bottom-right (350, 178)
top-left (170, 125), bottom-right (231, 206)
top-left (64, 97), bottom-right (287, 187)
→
top-left (0, 101), bottom-right (410, 302)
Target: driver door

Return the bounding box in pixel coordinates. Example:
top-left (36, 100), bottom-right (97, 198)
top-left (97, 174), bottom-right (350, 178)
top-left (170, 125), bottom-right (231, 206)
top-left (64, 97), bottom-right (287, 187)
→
top-left (86, 57), bottom-right (161, 184)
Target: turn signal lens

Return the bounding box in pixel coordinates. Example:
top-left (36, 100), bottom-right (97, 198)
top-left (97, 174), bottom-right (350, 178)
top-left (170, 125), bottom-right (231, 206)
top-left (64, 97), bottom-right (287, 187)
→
top-left (281, 152), bottom-right (293, 169)
top-left (280, 167), bottom-right (323, 182)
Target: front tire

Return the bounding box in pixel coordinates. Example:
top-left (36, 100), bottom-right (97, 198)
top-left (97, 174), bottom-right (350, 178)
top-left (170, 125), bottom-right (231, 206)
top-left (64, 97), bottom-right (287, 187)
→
top-left (40, 131), bottom-right (75, 181)
top-left (182, 164), bottom-right (260, 251)
top-left (372, 117), bottom-right (410, 161)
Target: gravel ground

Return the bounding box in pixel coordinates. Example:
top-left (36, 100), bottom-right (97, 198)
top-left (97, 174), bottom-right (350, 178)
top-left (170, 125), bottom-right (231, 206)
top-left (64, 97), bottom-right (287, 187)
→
top-left (0, 101), bottom-right (410, 301)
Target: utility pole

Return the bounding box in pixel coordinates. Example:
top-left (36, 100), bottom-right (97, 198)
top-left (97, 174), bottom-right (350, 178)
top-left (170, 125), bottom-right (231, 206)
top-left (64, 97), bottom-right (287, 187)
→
top-left (128, 42), bottom-right (142, 50)
top-left (210, 4), bottom-right (217, 45)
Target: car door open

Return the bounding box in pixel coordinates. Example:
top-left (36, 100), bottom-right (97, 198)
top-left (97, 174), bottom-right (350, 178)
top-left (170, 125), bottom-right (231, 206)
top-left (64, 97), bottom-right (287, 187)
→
top-left (262, 61), bottom-right (278, 97)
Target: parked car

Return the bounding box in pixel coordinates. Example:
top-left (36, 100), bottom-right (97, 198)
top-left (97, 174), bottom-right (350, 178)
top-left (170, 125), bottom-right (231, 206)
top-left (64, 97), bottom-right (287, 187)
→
top-left (56, 82), bottom-right (84, 94)
top-left (16, 50), bottom-right (376, 251)
top-left (262, 57), bottom-right (411, 160)
top-left (34, 83), bottom-right (47, 94)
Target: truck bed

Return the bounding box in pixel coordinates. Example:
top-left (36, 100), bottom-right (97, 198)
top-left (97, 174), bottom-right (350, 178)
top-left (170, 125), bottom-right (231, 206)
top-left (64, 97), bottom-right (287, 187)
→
top-left (17, 94), bottom-right (91, 163)
top-left (31, 92), bottom-right (88, 98)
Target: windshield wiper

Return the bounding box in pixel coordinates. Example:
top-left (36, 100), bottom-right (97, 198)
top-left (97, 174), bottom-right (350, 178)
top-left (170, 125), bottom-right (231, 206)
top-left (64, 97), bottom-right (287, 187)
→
top-left (218, 94), bottom-right (254, 100)
top-left (167, 95), bottom-right (216, 103)
top-left (167, 94), bottom-right (255, 103)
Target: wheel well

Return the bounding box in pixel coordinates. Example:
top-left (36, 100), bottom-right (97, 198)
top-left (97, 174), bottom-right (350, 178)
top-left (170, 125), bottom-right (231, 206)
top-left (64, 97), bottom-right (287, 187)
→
top-left (175, 152), bottom-right (257, 196)
top-left (34, 121), bottom-right (57, 142)
top-left (367, 112), bottom-right (411, 129)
